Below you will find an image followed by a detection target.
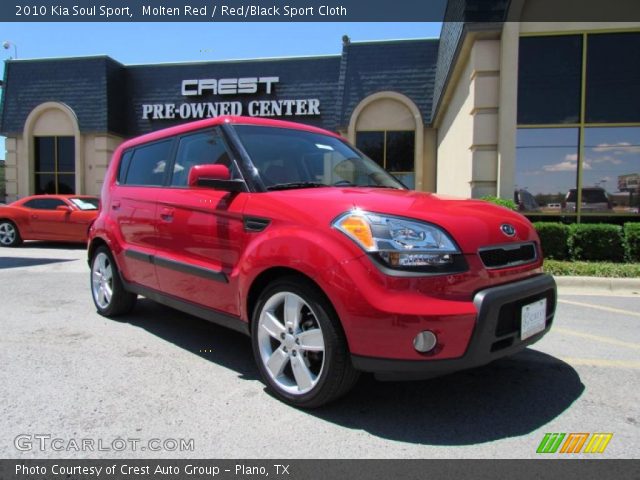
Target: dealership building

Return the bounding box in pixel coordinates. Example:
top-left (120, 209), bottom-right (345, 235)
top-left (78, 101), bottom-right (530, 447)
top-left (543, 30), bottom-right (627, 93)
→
top-left (1, 2), bottom-right (639, 221)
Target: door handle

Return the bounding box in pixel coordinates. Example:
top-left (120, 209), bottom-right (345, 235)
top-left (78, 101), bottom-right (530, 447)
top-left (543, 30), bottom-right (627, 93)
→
top-left (160, 207), bottom-right (174, 222)
top-left (111, 201), bottom-right (121, 211)
top-left (31, 214), bottom-right (38, 219)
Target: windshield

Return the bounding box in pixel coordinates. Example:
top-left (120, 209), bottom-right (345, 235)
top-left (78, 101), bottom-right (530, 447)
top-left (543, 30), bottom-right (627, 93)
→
top-left (233, 125), bottom-right (405, 190)
top-left (69, 197), bottom-right (99, 210)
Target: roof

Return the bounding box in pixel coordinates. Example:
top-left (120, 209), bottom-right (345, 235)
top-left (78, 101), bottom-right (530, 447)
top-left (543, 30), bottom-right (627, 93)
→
top-left (335, 38), bottom-right (439, 128)
top-left (0, 56), bottom-right (124, 135)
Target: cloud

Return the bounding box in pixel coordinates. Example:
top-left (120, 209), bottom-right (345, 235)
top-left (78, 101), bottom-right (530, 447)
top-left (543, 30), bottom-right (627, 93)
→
top-left (592, 142), bottom-right (640, 154)
top-left (591, 155), bottom-right (622, 165)
top-left (543, 153), bottom-right (592, 172)
top-left (543, 160), bottom-right (591, 172)
top-left (540, 144), bottom-right (634, 172)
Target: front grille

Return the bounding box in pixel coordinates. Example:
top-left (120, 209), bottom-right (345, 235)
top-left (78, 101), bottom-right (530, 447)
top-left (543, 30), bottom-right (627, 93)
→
top-left (494, 288), bottom-right (556, 339)
top-left (479, 242), bottom-right (537, 269)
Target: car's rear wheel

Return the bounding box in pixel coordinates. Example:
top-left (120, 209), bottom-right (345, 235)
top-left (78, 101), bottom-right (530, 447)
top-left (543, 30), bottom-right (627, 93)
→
top-left (251, 277), bottom-right (359, 408)
top-left (0, 220), bottom-right (22, 247)
top-left (90, 246), bottom-right (137, 316)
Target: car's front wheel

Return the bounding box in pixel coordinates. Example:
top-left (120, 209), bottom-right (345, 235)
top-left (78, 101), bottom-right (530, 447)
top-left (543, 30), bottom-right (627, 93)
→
top-left (90, 246), bottom-right (137, 316)
top-left (0, 220), bottom-right (22, 247)
top-left (251, 277), bottom-right (359, 408)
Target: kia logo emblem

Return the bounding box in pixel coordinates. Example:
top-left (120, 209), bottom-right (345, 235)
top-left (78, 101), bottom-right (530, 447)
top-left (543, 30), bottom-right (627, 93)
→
top-left (501, 224), bottom-right (516, 237)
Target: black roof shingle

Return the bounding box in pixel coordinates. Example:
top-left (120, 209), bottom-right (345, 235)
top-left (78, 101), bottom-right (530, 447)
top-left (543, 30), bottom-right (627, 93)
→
top-left (336, 39), bottom-right (439, 129)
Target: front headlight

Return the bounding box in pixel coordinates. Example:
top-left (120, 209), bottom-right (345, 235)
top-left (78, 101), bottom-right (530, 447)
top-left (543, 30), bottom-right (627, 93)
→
top-left (332, 210), bottom-right (462, 271)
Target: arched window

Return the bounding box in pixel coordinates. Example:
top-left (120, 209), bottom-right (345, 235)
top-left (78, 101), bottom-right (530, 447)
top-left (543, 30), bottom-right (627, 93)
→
top-left (349, 92), bottom-right (423, 190)
top-left (23, 102), bottom-right (81, 195)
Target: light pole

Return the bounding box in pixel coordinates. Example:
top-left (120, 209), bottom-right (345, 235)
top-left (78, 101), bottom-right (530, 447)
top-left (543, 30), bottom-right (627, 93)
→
top-left (2, 41), bottom-right (17, 59)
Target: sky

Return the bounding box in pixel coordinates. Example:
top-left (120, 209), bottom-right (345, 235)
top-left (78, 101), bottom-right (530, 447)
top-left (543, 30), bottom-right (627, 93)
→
top-left (0, 22), bottom-right (441, 159)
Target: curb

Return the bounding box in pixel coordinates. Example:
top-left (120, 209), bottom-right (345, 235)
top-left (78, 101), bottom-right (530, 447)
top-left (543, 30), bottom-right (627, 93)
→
top-left (554, 275), bottom-right (640, 295)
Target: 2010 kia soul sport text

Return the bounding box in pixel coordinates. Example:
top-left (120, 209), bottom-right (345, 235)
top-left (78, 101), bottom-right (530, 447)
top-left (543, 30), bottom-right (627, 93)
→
top-left (88, 116), bottom-right (556, 407)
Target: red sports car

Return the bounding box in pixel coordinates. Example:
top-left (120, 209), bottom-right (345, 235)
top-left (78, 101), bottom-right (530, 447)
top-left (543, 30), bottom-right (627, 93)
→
top-left (0, 195), bottom-right (99, 247)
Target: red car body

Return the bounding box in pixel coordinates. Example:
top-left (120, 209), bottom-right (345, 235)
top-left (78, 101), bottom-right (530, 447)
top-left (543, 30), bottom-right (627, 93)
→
top-left (0, 195), bottom-right (99, 246)
top-left (88, 116), bottom-right (556, 407)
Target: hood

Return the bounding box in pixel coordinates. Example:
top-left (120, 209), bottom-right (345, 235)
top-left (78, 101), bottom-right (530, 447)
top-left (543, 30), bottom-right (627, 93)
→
top-left (250, 188), bottom-right (538, 254)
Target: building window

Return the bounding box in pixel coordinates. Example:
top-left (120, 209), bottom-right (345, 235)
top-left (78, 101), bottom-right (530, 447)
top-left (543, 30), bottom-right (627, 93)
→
top-left (516, 31), bottom-right (640, 221)
top-left (585, 33), bottom-right (640, 124)
top-left (515, 128), bottom-right (578, 214)
top-left (518, 35), bottom-right (582, 125)
top-left (34, 136), bottom-right (75, 194)
top-left (583, 127), bottom-right (640, 215)
top-left (356, 130), bottom-right (415, 188)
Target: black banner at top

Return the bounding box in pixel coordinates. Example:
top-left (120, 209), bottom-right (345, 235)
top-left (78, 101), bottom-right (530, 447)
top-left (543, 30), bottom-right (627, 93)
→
top-left (1, 0), bottom-right (640, 22)
top-left (3, 0), bottom-right (449, 22)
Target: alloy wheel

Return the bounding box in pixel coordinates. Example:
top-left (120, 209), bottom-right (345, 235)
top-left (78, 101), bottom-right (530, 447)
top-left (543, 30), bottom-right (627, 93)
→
top-left (0, 222), bottom-right (16, 245)
top-left (256, 291), bottom-right (326, 395)
top-left (91, 252), bottom-right (113, 309)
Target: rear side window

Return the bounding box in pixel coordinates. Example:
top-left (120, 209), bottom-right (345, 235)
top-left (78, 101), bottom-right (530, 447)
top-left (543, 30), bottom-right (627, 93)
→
top-left (117, 150), bottom-right (133, 184)
top-left (122, 140), bottom-right (173, 186)
top-left (23, 198), bottom-right (66, 210)
top-left (170, 130), bottom-right (233, 186)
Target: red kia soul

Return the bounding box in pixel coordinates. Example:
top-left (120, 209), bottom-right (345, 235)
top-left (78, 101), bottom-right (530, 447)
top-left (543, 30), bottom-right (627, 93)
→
top-left (88, 116), bottom-right (556, 407)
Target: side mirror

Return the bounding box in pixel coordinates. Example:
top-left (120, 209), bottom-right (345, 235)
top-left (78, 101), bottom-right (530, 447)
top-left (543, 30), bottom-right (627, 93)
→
top-left (56, 205), bottom-right (72, 212)
top-left (188, 164), bottom-right (246, 192)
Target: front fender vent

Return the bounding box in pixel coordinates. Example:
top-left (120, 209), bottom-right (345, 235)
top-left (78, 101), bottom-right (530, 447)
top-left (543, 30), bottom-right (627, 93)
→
top-left (478, 242), bottom-right (537, 269)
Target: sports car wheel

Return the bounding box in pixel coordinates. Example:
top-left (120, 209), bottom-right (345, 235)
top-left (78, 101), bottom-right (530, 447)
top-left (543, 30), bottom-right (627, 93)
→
top-left (0, 220), bottom-right (22, 247)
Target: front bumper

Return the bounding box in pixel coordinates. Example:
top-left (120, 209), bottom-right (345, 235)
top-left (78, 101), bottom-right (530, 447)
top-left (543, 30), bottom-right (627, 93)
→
top-left (351, 273), bottom-right (557, 380)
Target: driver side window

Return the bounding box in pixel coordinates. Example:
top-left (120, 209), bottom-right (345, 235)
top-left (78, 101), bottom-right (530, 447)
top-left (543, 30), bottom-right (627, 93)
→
top-left (170, 129), bottom-right (236, 187)
top-left (23, 198), bottom-right (66, 210)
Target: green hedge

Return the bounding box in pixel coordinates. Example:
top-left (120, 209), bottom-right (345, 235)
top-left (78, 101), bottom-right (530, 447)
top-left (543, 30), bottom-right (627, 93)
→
top-left (480, 196), bottom-right (518, 211)
top-left (567, 224), bottom-right (624, 262)
top-left (544, 260), bottom-right (640, 278)
top-left (532, 222), bottom-right (639, 263)
top-left (532, 222), bottom-right (569, 260)
top-left (624, 223), bottom-right (640, 262)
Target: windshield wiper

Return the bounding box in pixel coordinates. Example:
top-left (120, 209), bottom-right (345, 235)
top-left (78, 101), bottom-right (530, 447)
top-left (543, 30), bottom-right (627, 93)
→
top-left (266, 182), bottom-right (327, 191)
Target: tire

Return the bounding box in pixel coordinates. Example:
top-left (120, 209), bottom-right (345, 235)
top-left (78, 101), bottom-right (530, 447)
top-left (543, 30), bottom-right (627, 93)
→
top-left (251, 276), bottom-right (359, 408)
top-left (90, 246), bottom-right (137, 316)
top-left (0, 220), bottom-right (22, 247)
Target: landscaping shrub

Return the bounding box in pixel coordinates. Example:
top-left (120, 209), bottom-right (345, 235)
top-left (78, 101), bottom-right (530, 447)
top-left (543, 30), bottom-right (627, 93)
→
top-left (544, 260), bottom-right (640, 278)
top-left (480, 196), bottom-right (517, 211)
top-left (533, 222), bottom-right (569, 260)
top-left (623, 223), bottom-right (640, 262)
top-left (567, 224), bottom-right (624, 262)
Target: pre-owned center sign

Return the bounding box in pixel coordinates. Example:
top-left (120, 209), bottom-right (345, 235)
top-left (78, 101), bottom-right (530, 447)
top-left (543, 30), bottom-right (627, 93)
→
top-left (141, 76), bottom-right (321, 120)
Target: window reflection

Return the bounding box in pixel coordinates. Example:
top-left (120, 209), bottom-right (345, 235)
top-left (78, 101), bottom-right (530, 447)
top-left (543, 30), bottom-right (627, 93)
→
top-left (583, 127), bottom-right (640, 215)
top-left (515, 128), bottom-right (579, 213)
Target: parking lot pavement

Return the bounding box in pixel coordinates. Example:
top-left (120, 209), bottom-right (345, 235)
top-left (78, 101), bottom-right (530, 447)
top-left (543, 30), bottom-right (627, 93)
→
top-left (1, 243), bottom-right (638, 459)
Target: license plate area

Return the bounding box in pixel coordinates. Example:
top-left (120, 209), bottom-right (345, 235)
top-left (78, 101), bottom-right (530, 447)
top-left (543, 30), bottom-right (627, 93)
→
top-left (521, 298), bottom-right (547, 340)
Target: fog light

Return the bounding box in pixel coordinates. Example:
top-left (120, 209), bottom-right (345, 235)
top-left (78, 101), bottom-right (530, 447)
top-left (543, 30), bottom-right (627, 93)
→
top-left (413, 331), bottom-right (437, 353)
